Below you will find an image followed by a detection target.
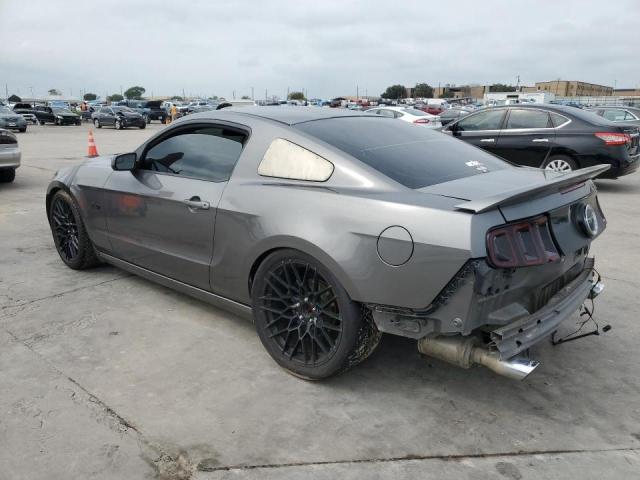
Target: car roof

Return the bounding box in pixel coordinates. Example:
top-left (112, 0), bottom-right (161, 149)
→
top-left (220, 106), bottom-right (376, 125)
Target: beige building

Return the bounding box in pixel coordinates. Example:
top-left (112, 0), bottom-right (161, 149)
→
top-left (614, 88), bottom-right (640, 96)
top-left (535, 80), bottom-right (613, 97)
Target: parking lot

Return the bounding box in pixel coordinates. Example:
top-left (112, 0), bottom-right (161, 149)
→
top-left (1, 123), bottom-right (639, 479)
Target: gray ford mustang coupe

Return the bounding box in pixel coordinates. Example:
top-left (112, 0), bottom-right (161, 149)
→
top-left (46, 107), bottom-right (606, 380)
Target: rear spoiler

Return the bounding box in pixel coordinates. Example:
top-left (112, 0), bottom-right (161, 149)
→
top-left (454, 164), bottom-right (610, 213)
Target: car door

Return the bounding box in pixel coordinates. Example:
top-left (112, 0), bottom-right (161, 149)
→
top-left (492, 108), bottom-right (555, 167)
top-left (102, 123), bottom-right (248, 290)
top-left (446, 109), bottom-right (506, 154)
top-left (104, 108), bottom-right (116, 126)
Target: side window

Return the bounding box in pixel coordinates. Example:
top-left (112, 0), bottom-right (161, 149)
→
top-left (456, 110), bottom-right (505, 131)
top-left (505, 109), bottom-right (551, 129)
top-left (258, 138), bottom-right (334, 182)
top-left (379, 109), bottom-right (395, 118)
top-left (141, 126), bottom-right (246, 182)
top-left (550, 112), bottom-right (569, 127)
top-left (393, 111), bottom-right (404, 118)
top-left (603, 110), bottom-right (626, 121)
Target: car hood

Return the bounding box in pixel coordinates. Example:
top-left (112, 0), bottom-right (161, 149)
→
top-left (119, 112), bottom-right (141, 117)
top-left (0, 113), bottom-right (25, 120)
top-left (418, 165), bottom-right (609, 220)
top-left (56, 112), bottom-right (78, 117)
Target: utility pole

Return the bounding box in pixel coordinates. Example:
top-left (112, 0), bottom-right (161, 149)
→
top-left (251, 86), bottom-right (254, 100)
top-left (356, 85), bottom-right (359, 100)
top-left (516, 75), bottom-right (520, 91)
top-left (5, 83), bottom-right (8, 99)
top-left (233, 90), bottom-right (236, 99)
top-left (287, 86), bottom-right (290, 101)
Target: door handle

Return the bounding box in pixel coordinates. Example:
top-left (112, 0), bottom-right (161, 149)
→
top-left (480, 138), bottom-right (495, 143)
top-left (183, 197), bottom-right (210, 210)
top-left (532, 138), bottom-right (549, 142)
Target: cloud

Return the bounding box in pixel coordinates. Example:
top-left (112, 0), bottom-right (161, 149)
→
top-left (1, 0), bottom-right (638, 99)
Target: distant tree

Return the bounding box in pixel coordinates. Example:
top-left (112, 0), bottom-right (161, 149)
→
top-left (209, 95), bottom-right (219, 100)
top-left (8, 94), bottom-right (21, 102)
top-left (48, 88), bottom-right (62, 96)
top-left (489, 83), bottom-right (517, 92)
top-left (288, 91), bottom-right (305, 100)
top-left (381, 85), bottom-right (407, 99)
top-left (83, 93), bottom-right (97, 101)
top-left (124, 86), bottom-right (146, 99)
top-left (171, 96), bottom-right (184, 101)
top-left (241, 95), bottom-right (250, 100)
top-left (107, 93), bottom-right (124, 102)
top-left (413, 83), bottom-right (433, 98)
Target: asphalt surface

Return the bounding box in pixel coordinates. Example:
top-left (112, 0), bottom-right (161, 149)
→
top-left (1, 122), bottom-right (639, 480)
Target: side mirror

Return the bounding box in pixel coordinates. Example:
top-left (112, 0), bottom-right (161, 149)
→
top-left (112, 153), bottom-right (137, 171)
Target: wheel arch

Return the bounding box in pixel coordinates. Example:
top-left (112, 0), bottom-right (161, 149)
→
top-left (45, 181), bottom-right (74, 223)
top-left (246, 237), bottom-right (362, 302)
top-left (544, 148), bottom-right (581, 168)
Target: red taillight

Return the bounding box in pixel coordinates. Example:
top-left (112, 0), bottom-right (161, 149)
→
top-left (414, 118), bottom-right (431, 124)
top-left (594, 132), bottom-right (631, 146)
top-left (486, 215), bottom-right (560, 268)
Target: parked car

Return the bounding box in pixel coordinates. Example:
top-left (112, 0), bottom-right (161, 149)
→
top-left (417, 100), bottom-right (449, 115)
top-left (0, 106), bottom-right (28, 132)
top-left (32, 105), bottom-right (57, 125)
top-left (145, 101), bottom-right (167, 123)
top-left (586, 106), bottom-right (640, 127)
top-left (365, 106), bottom-right (442, 128)
top-left (51, 108), bottom-right (81, 126)
top-left (46, 107), bottom-right (606, 381)
top-left (438, 108), bottom-right (471, 126)
top-left (0, 128), bottom-right (20, 182)
top-left (443, 105), bottom-right (639, 177)
top-left (11, 103), bottom-right (38, 124)
top-left (92, 106), bottom-right (146, 130)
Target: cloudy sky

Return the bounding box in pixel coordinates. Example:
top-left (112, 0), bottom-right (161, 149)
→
top-left (1, 0), bottom-right (639, 100)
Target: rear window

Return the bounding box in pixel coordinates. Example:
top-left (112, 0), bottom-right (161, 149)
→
top-left (295, 117), bottom-right (510, 189)
top-left (402, 108), bottom-right (429, 116)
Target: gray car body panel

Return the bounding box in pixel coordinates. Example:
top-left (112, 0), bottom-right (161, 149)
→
top-left (46, 107), bottom-right (605, 348)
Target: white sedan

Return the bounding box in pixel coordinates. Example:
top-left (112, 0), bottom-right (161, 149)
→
top-left (365, 106), bottom-right (442, 128)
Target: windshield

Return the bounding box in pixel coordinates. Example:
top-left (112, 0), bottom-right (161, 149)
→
top-left (295, 117), bottom-right (509, 189)
top-left (112, 106), bottom-right (133, 112)
top-left (53, 108), bottom-right (73, 114)
top-left (0, 106), bottom-right (11, 114)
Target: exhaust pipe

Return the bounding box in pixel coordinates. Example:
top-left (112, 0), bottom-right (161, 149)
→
top-left (417, 336), bottom-right (539, 381)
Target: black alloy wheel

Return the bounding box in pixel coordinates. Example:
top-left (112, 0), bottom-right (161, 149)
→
top-left (252, 249), bottom-right (381, 379)
top-left (49, 190), bottom-right (99, 269)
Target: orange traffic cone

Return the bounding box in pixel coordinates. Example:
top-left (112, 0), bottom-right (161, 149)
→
top-left (87, 129), bottom-right (99, 157)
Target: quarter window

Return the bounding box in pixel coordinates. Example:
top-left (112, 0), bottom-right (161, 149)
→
top-left (505, 109), bottom-right (551, 129)
top-left (141, 126), bottom-right (246, 182)
top-left (455, 109), bottom-right (505, 131)
top-left (258, 138), bottom-right (334, 182)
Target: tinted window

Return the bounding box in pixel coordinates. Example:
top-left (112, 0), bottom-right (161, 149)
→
top-left (295, 117), bottom-right (509, 189)
top-left (455, 109), bottom-right (505, 131)
top-left (378, 109), bottom-right (395, 118)
top-left (505, 109), bottom-right (551, 129)
top-left (99, 108), bottom-right (110, 114)
top-left (142, 126), bottom-right (246, 182)
top-left (550, 112), bottom-right (569, 127)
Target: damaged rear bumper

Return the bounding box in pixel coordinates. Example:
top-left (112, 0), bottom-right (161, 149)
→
top-left (490, 257), bottom-right (599, 359)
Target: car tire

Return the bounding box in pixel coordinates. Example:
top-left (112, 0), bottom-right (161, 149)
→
top-left (115, 119), bottom-right (122, 130)
top-left (94, 118), bottom-right (101, 128)
top-left (542, 155), bottom-right (578, 173)
top-left (49, 190), bottom-right (100, 270)
top-left (139, 122), bottom-right (146, 129)
top-left (143, 114), bottom-right (149, 124)
top-left (38, 119), bottom-right (45, 126)
top-left (19, 127), bottom-right (27, 133)
top-left (0, 168), bottom-right (16, 183)
top-left (252, 249), bottom-right (381, 380)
